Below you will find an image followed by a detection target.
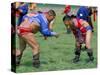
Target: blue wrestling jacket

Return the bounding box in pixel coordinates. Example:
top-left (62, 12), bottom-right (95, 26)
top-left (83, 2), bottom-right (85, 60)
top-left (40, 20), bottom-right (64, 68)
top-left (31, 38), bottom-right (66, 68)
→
top-left (77, 6), bottom-right (89, 22)
top-left (17, 3), bottom-right (28, 26)
top-left (23, 13), bottom-right (57, 37)
top-left (18, 3), bottom-right (28, 15)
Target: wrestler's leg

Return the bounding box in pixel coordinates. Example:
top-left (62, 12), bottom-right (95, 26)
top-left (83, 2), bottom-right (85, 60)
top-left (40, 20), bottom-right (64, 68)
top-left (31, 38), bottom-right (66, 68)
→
top-left (73, 41), bottom-right (81, 63)
top-left (16, 19), bottom-right (30, 65)
top-left (22, 33), bottom-right (40, 68)
top-left (85, 30), bottom-right (94, 62)
top-left (16, 35), bottom-right (26, 65)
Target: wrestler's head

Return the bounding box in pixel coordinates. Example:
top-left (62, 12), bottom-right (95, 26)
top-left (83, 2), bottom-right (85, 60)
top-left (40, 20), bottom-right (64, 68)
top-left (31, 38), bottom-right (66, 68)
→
top-left (63, 15), bottom-right (72, 25)
top-left (46, 9), bottom-right (56, 22)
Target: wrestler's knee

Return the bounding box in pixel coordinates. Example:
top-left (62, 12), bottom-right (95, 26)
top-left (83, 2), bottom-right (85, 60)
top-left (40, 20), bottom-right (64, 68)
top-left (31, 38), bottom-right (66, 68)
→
top-left (85, 42), bottom-right (91, 49)
top-left (34, 44), bottom-right (40, 51)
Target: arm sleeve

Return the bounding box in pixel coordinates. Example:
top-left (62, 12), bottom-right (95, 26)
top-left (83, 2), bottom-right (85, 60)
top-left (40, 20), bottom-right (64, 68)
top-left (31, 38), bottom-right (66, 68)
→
top-left (37, 14), bottom-right (57, 37)
top-left (40, 21), bottom-right (57, 37)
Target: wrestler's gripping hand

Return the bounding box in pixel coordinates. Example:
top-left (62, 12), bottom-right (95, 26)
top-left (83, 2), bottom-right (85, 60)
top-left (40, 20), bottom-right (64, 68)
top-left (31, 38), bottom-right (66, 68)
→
top-left (51, 32), bottom-right (59, 38)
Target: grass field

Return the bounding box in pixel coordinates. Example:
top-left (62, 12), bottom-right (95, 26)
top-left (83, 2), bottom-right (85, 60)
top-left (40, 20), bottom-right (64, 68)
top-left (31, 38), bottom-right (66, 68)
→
top-left (16, 4), bottom-right (97, 73)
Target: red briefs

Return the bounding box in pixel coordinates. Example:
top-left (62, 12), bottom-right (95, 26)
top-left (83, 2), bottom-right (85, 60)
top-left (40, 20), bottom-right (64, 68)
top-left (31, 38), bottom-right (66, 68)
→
top-left (17, 26), bottom-right (32, 35)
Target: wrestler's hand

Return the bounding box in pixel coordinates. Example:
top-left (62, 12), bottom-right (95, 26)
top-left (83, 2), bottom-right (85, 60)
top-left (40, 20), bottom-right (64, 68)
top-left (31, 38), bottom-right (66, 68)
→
top-left (51, 32), bottom-right (59, 38)
top-left (54, 33), bottom-right (59, 38)
top-left (44, 36), bottom-right (48, 40)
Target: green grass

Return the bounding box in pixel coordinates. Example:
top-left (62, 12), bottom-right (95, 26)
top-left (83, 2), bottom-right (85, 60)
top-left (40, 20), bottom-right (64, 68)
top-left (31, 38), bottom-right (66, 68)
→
top-left (16, 4), bottom-right (97, 73)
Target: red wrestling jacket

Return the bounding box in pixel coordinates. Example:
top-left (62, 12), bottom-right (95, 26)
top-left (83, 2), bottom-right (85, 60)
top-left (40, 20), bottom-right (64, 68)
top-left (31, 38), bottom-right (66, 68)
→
top-left (72, 19), bottom-right (86, 43)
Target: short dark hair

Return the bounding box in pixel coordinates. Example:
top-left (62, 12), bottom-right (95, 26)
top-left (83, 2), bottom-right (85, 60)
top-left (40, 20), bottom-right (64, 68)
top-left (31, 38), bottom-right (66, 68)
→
top-left (48, 9), bottom-right (56, 16)
top-left (63, 15), bottom-right (71, 21)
